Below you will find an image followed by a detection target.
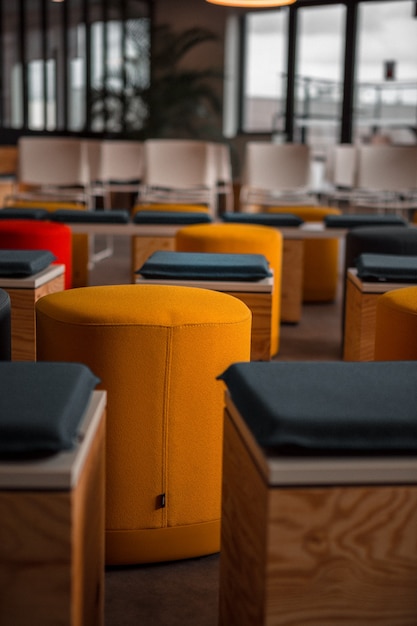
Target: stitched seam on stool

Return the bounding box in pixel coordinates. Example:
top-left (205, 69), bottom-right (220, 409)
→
top-left (161, 326), bottom-right (172, 528)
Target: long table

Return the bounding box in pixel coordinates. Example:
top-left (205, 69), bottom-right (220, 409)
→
top-left (68, 221), bottom-right (348, 325)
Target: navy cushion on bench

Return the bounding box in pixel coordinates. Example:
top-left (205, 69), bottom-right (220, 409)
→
top-left (222, 212), bottom-right (303, 227)
top-left (0, 208), bottom-right (49, 220)
top-left (0, 362), bottom-right (100, 455)
top-left (133, 211), bottom-right (213, 225)
top-left (325, 214), bottom-right (408, 229)
top-left (356, 253), bottom-right (417, 282)
top-left (137, 250), bottom-right (272, 281)
top-left (50, 208), bottom-right (130, 223)
top-left (0, 249), bottom-right (56, 277)
top-left (219, 361), bottom-right (417, 455)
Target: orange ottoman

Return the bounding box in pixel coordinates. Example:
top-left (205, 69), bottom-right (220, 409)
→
top-left (36, 284), bottom-right (251, 565)
top-left (175, 222), bottom-right (282, 356)
top-left (374, 286), bottom-right (417, 360)
top-left (268, 205), bottom-right (341, 302)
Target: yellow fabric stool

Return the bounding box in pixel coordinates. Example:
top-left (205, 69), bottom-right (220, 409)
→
top-left (374, 286), bottom-right (417, 360)
top-left (133, 203), bottom-right (211, 215)
top-left (267, 205), bottom-right (341, 302)
top-left (35, 284), bottom-right (251, 565)
top-left (175, 222), bottom-right (282, 356)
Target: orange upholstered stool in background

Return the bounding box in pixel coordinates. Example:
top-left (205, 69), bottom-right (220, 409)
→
top-left (374, 286), bottom-right (417, 360)
top-left (267, 205), bottom-right (342, 302)
top-left (175, 222), bottom-right (282, 356)
top-left (36, 284), bottom-right (251, 565)
top-left (0, 219), bottom-right (72, 289)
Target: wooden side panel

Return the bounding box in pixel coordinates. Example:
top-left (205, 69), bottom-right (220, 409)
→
top-left (7, 273), bottom-right (65, 361)
top-left (343, 278), bottom-right (379, 361)
top-left (131, 235), bottom-right (175, 282)
top-left (225, 291), bottom-right (272, 361)
top-left (220, 406), bottom-right (417, 626)
top-left (0, 411), bottom-right (105, 626)
top-left (219, 411), bottom-right (269, 626)
top-left (281, 239), bottom-right (303, 324)
top-left (266, 486), bottom-right (417, 625)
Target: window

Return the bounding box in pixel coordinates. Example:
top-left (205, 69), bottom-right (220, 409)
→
top-left (0, 0), bottom-right (151, 136)
top-left (242, 9), bottom-right (289, 133)
top-left (355, 0), bottom-right (417, 144)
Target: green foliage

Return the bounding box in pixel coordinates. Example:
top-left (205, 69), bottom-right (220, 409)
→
top-left (91, 23), bottom-right (223, 140)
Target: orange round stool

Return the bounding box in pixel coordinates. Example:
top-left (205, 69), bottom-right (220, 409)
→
top-left (175, 222), bottom-right (282, 356)
top-left (374, 286), bottom-right (417, 360)
top-left (0, 219), bottom-right (72, 289)
top-left (267, 205), bottom-right (342, 302)
top-left (36, 284), bottom-right (251, 565)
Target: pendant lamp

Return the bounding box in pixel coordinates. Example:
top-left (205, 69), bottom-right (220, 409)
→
top-left (206, 0), bottom-right (296, 6)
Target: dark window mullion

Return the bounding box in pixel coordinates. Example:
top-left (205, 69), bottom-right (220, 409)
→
top-left (19, 0), bottom-right (28, 128)
top-left (62, 0), bottom-right (69, 130)
top-left (84, 0), bottom-right (92, 131)
top-left (285, 5), bottom-right (297, 142)
top-left (41, 0), bottom-right (47, 130)
top-left (341, 0), bottom-right (358, 143)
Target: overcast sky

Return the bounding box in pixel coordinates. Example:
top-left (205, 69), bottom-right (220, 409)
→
top-left (247, 0), bottom-right (417, 96)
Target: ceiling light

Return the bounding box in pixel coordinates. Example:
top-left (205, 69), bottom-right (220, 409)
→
top-left (206, 0), bottom-right (296, 7)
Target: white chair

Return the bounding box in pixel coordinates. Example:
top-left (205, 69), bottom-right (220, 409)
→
top-left (16, 136), bottom-right (91, 206)
top-left (353, 145), bottom-right (417, 213)
top-left (139, 139), bottom-right (219, 216)
top-left (324, 143), bottom-right (358, 206)
top-left (212, 142), bottom-right (234, 213)
top-left (239, 142), bottom-right (316, 210)
top-left (88, 140), bottom-right (144, 208)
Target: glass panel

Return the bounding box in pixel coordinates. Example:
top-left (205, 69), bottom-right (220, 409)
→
top-left (2, 5), bottom-right (22, 128)
top-left (295, 4), bottom-right (345, 151)
top-left (68, 0), bottom-right (86, 132)
top-left (355, 0), bottom-right (417, 144)
top-left (242, 9), bottom-right (288, 133)
top-left (47, 1), bottom-right (65, 130)
top-left (26, 0), bottom-right (44, 130)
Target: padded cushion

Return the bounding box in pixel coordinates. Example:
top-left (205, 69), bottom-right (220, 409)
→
top-left (222, 212), bottom-right (303, 227)
top-left (325, 214), bottom-right (408, 228)
top-left (133, 203), bottom-right (210, 214)
top-left (0, 362), bottom-right (100, 455)
top-left (0, 208), bottom-right (49, 220)
top-left (219, 361), bottom-right (417, 455)
top-left (133, 211), bottom-right (212, 225)
top-left (137, 250), bottom-right (272, 281)
top-left (50, 209), bottom-right (130, 223)
top-left (356, 253), bottom-right (417, 282)
top-left (0, 249), bottom-right (56, 277)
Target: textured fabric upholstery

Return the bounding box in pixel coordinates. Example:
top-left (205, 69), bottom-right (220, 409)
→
top-left (0, 219), bottom-right (72, 289)
top-left (133, 203), bottom-right (211, 214)
top-left (35, 284), bottom-right (251, 565)
top-left (267, 205), bottom-right (341, 301)
top-left (0, 250), bottom-right (56, 277)
top-left (0, 288), bottom-right (11, 360)
top-left (222, 212), bottom-right (303, 227)
top-left (356, 253), bottom-right (417, 282)
top-left (220, 360), bottom-right (417, 454)
top-left (374, 286), bottom-right (417, 360)
top-left (5, 200), bottom-right (89, 288)
top-left (133, 210), bottom-right (213, 224)
top-left (175, 222), bottom-right (282, 356)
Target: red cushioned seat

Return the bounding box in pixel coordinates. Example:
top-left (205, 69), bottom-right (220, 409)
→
top-left (0, 220), bottom-right (72, 289)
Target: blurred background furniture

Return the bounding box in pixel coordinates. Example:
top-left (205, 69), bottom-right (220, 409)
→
top-left (175, 222), bottom-right (282, 356)
top-left (239, 142), bottom-right (316, 211)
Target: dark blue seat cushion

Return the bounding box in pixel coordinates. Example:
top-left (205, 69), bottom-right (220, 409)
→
top-left (219, 361), bottom-right (417, 455)
top-left (356, 253), bottom-right (417, 282)
top-left (133, 211), bottom-right (213, 225)
top-left (0, 362), bottom-right (100, 455)
top-left (325, 214), bottom-right (408, 229)
top-left (137, 250), bottom-right (272, 281)
top-left (50, 209), bottom-right (130, 223)
top-left (0, 208), bottom-right (49, 220)
top-left (222, 212), bottom-right (303, 227)
top-left (0, 249), bottom-right (56, 277)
